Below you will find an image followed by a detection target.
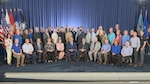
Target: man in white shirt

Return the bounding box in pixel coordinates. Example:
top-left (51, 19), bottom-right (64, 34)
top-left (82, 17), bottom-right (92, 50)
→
top-left (91, 28), bottom-right (96, 42)
top-left (85, 28), bottom-right (91, 44)
top-left (130, 31), bottom-right (140, 67)
top-left (51, 29), bottom-right (58, 44)
top-left (22, 38), bottom-right (36, 64)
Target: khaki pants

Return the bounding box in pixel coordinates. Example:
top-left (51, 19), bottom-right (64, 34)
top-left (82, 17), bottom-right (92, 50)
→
top-left (6, 49), bottom-right (12, 64)
top-left (13, 53), bottom-right (25, 66)
top-left (98, 52), bottom-right (108, 63)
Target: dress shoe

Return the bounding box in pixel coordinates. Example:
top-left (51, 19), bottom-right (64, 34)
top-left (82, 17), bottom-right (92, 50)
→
top-left (103, 62), bottom-right (107, 65)
top-left (99, 61), bottom-right (102, 64)
top-left (138, 63), bottom-right (143, 66)
top-left (134, 64), bottom-right (138, 67)
top-left (21, 64), bottom-right (25, 66)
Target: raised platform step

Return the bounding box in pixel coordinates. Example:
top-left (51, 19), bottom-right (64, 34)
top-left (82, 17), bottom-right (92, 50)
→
top-left (4, 72), bottom-right (150, 81)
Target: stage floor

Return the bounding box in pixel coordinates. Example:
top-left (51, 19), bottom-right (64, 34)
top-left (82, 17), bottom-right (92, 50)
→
top-left (0, 54), bottom-right (150, 82)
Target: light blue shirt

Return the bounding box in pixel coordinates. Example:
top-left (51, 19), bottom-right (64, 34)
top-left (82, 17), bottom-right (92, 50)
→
top-left (108, 32), bottom-right (116, 45)
top-left (91, 32), bottom-right (96, 42)
top-left (102, 44), bottom-right (111, 52)
top-left (121, 46), bottom-right (133, 56)
top-left (122, 35), bottom-right (130, 46)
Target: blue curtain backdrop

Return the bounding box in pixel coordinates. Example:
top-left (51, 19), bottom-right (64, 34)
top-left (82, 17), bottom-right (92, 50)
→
top-left (0, 0), bottom-right (150, 31)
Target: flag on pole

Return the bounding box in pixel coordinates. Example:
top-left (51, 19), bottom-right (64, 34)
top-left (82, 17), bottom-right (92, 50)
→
top-left (19, 9), bottom-right (27, 30)
top-left (5, 9), bottom-right (11, 32)
top-left (143, 10), bottom-right (149, 38)
top-left (1, 9), bottom-right (7, 30)
top-left (1, 9), bottom-right (8, 37)
top-left (13, 8), bottom-right (17, 21)
top-left (137, 10), bottom-right (144, 36)
top-left (17, 8), bottom-right (22, 25)
top-left (19, 9), bottom-right (25, 22)
top-left (15, 8), bottom-right (22, 30)
top-left (9, 8), bottom-right (16, 34)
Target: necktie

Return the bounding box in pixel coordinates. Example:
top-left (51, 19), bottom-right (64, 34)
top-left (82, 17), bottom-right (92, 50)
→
top-left (82, 43), bottom-right (85, 49)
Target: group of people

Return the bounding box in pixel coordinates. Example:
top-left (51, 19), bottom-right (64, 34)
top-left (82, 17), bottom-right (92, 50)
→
top-left (3, 24), bottom-right (150, 68)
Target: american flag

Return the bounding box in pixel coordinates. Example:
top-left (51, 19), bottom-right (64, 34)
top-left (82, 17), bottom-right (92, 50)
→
top-left (0, 25), bottom-right (4, 41)
top-left (0, 9), bottom-right (9, 41)
top-left (1, 9), bottom-right (7, 31)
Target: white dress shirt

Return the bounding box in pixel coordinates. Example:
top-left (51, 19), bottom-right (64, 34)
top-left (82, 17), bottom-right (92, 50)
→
top-left (22, 43), bottom-right (34, 53)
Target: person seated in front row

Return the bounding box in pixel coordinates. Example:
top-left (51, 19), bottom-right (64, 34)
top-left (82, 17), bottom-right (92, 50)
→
top-left (77, 37), bottom-right (89, 61)
top-left (44, 38), bottom-right (55, 63)
top-left (88, 37), bottom-right (101, 62)
top-left (22, 38), bottom-right (36, 64)
top-left (66, 37), bottom-right (77, 62)
top-left (98, 39), bottom-right (111, 64)
top-left (110, 40), bottom-right (121, 65)
top-left (118, 41), bottom-right (133, 67)
top-left (12, 38), bottom-right (25, 67)
top-left (56, 38), bottom-right (65, 61)
top-left (33, 38), bottom-right (44, 63)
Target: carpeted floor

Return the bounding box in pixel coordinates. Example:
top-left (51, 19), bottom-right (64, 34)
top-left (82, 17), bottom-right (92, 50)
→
top-left (0, 54), bottom-right (150, 81)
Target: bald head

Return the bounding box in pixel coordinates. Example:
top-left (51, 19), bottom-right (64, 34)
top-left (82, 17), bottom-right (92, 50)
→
top-left (94, 37), bottom-right (98, 42)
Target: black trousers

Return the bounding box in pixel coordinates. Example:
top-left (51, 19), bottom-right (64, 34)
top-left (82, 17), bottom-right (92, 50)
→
top-left (118, 56), bottom-right (131, 66)
top-left (47, 51), bottom-right (55, 61)
top-left (110, 54), bottom-right (120, 64)
top-left (36, 52), bottom-right (43, 62)
top-left (133, 48), bottom-right (139, 65)
top-left (77, 51), bottom-right (88, 61)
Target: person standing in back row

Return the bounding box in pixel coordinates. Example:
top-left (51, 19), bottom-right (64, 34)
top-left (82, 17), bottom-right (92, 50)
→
top-left (108, 27), bottom-right (116, 45)
top-left (33, 27), bottom-right (42, 42)
top-left (130, 31), bottom-right (140, 67)
top-left (139, 30), bottom-right (147, 66)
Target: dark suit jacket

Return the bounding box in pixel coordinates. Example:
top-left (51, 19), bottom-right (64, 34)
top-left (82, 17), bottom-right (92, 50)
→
top-left (43, 32), bottom-right (49, 44)
top-left (71, 31), bottom-right (76, 41)
top-left (77, 31), bottom-right (85, 44)
top-left (33, 42), bottom-right (44, 52)
top-left (78, 42), bottom-right (89, 51)
top-left (48, 31), bottom-right (53, 37)
top-left (22, 34), bottom-right (29, 43)
top-left (66, 42), bottom-right (77, 51)
top-left (58, 32), bottom-right (66, 43)
top-left (33, 32), bottom-right (42, 42)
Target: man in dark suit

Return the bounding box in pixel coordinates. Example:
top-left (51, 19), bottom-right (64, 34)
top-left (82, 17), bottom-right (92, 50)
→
top-left (22, 29), bottom-right (29, 44)
top-left (76, 26), bottom-right (85, 46)
top-left (43, 28), bottom-right (50, 44)
top-left (77, 37), bottom-right (89, 61)
top-left (66, 37), bottom-right (77, 61)
top-left (71, 26), bottom-right (76, 42)
top-left (58, 27), bottom-right (66, 44)
top-left (40, 27), bottom-right (44, 43)
top-left (48, 26), bottom-right (53, 37)
top-left (33, 27), bottom-right (42, 42)
top-left (33, 38), bottom-right (44, 63)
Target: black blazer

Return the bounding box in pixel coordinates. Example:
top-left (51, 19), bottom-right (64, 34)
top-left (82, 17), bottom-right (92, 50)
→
top-left (58, 32), bottom-right (66, 43)
top-left (78, 42), bottom-right (89, 51)
top-left (71, 31), bottom-right (76, 41)
top-left (33, 32), bottom-right (42, 42)
top-left (33, 42), bottom-right (44, 52)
